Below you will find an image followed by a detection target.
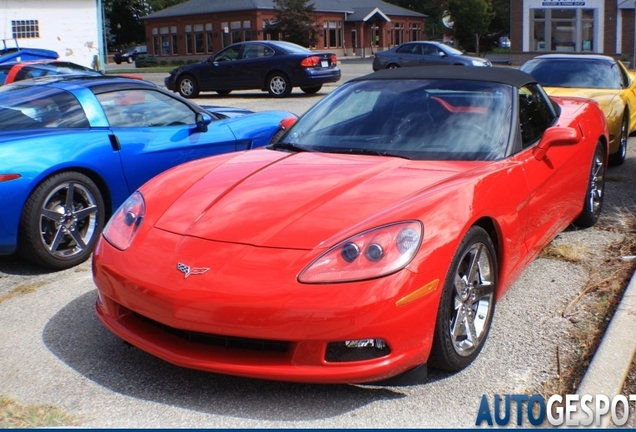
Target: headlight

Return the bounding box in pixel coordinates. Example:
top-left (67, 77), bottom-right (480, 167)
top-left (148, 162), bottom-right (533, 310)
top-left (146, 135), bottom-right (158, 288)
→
top-left (102, 192), bottom-right (145, 251)
top-left (472, 60), bottom-right (487, 67)
top-left (299, 221), bottom-right (423, 283)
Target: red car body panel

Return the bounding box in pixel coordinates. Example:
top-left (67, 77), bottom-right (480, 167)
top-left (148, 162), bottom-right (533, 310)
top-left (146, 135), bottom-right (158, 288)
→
top-left (93, 91), bottom-right (608, 384)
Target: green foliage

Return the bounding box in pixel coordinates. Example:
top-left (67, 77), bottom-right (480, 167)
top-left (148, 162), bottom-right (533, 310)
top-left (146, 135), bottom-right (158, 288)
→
top-left (449, 0), bottom-right (495, 55)
top-left (135, 54), bottom-right (158, 67)
top-left (272, 0), bottom-right (319, 47)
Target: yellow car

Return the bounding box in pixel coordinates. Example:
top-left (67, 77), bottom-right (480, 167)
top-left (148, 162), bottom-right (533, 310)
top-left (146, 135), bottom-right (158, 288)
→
top-left (521, 54), bottom-right (636, 165)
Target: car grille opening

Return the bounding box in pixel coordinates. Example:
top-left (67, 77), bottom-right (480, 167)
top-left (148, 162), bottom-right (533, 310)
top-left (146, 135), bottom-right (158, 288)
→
top-left (136, 313), bottom-right (290, 353)
top-left (325, 339), bottom-right (391, 362)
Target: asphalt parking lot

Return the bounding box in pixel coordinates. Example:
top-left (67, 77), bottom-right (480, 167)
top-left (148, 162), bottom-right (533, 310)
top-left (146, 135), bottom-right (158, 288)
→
top-left (1, 59), bottom-right (635, 427)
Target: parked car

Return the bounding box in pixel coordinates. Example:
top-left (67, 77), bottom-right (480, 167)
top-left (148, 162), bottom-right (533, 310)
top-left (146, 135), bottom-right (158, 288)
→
top-left (0, 75), bottom-right (297, 270)
top-left (520, 54), bottom-right (636, 165)
top-left (93, 66), bottom-right (608, 385)
top-left (165, 40), bottom-right (341, 98)
top-left (372, 41), bottom-right (491, 71)
top-left (113, 45), bottom-right (147, 64)
top-left (0, 60), bottom-right (145, 85)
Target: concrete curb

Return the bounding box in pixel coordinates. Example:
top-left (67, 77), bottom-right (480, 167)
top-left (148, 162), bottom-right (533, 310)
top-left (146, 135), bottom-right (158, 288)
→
top-left (574, 264), bottom-right (636, 426)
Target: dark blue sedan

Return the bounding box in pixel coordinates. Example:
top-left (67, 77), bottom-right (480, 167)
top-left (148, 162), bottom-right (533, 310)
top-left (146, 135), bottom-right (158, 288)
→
top-left (0, 76), bottom-right (296, 269)
top-left (165, 41), bottom-right (341, 98)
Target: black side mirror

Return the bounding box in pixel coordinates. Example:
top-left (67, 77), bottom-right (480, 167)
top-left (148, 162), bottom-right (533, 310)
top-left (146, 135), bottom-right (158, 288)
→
top-left (196, 112), bottom-right (213, 132)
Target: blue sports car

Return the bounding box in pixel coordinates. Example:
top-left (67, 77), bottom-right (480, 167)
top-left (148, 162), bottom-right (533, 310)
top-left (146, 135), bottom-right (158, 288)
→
top-left (0, 75), bottom-right (297, 269)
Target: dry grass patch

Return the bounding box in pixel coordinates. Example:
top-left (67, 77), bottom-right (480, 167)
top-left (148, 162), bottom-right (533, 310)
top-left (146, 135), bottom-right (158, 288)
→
top-left (540, 242), bottom-right (588, 263)
top-left (0, 281), bottom-right (46, 304)
top-left (542, 207), bottom-right (636, 397)
top-left (0, 395), bottom-right (77, 428)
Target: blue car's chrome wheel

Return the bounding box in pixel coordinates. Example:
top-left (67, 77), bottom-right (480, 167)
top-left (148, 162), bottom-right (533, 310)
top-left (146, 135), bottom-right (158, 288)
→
top-left (19, 172), bottom-right (105, 270)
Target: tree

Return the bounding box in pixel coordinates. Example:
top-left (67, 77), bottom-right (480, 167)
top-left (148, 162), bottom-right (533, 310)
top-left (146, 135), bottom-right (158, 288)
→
top-left (448, 0), bottom-right (495, 55)
top-left (104, 0), bottom-right (188, 50)
top-left (382, 0), bottom-right (446, 40)
top-left (272, 0), bottom-right (319, 47)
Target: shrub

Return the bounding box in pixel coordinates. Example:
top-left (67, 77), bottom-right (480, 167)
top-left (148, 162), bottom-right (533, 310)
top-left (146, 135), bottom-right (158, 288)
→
top-left (135, 54), bottom-right (158, 68)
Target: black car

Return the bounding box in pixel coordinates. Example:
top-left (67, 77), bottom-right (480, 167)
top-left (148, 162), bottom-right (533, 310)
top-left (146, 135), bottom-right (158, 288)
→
top-left (372, 41), bottom-right (491, 71)
top-left (165, 41), bottom-right (341, 98)
top-left (114, 46), bottom-right (147, 64)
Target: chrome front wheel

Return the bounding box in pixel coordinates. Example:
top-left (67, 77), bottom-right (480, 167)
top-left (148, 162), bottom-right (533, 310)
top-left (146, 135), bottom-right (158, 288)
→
top-left (430, 226), bottom-right (497, 371)
top-left (19, 172), bottom-right (105, 269)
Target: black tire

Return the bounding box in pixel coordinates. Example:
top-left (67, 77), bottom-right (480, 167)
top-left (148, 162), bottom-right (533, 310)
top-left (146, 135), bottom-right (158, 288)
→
top-left (300, 85), bottom-right (322, 94)
top-left (266, 72), bottom-right (292, 98)
top-left (216, 90), bottom-right (232, 96)
top-left (429, 226), bottom-right (497, 372)
top-left (574, 141), bottom-right (606, 228)
top-left (18, 172), bottom-right (105, 270)
top-left (114, 60), bottom-right (122, 65)
top-left (609, 113), bottom-right (628, 166)
top-left (177, 75), bottom-right (200, 98)
top-left (387, 63), bottom-right (400, 69)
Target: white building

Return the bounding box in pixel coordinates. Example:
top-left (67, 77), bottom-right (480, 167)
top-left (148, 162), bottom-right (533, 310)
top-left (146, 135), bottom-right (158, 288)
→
top-left (0, 0), bottom-right (105, 70)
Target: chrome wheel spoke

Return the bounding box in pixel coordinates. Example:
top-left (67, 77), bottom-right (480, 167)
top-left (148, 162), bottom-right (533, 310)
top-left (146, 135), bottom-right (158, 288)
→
top-left (74, 205), bottom-right (98, 222)
top-left (48, 226), bottom-right (67, 253)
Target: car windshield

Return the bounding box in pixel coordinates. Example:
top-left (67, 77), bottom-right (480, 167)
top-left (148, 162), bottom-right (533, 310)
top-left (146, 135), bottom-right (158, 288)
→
top-left (277, 79), bottom-right (513, 161)
top-left (521, 59), bottom-right (620, 89)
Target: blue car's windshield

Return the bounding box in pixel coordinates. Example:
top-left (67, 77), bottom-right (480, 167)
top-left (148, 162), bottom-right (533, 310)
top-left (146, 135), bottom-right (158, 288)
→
top-left (277, 79), bottom-right (513, 161)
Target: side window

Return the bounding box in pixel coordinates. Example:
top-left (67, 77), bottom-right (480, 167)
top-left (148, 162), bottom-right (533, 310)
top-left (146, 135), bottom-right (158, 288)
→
top-left (215, 46), bottom-right (241, 62)
top-left (242, 44), bottom-right (274, 60)
top-left (518, 84), bottom-right (556, 148)
top-left (96, 89), bottom-right (195, 128)
top-left (396, 44), bottom-right (418, 54)
top-left (0, 87), bottom-right (88, 129)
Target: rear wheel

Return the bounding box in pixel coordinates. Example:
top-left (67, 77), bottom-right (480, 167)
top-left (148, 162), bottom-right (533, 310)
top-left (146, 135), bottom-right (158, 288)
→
top-left (610, 113), bottom-right (628, 166)
top-left (574, 141), bottom-right (606, 228)
top-left (267, 72), bottom-right (292, 97)
top-left (177, 75), bottom-right (199, 98)
top-left (300, 85), bottom-right (322, 94)
top-left (18, 172), bottom-right (105, 270)
top-left (429, 226), bottom-right (497, 372)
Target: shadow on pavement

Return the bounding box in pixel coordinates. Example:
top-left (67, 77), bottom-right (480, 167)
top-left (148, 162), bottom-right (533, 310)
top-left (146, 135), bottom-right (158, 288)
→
top-left (43, 290), bottom-right (408, 421)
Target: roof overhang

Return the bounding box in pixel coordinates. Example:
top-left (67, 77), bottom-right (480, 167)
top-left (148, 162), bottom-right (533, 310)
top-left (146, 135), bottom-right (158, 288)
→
top-left (363, 8), bottom-right (391, 23)
top-left (618, 0), bottom-right (635, 9)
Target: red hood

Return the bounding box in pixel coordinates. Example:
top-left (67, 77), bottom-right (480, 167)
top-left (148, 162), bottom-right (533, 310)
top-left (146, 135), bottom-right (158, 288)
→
top-left (154, 149), bottom-right (475, 249)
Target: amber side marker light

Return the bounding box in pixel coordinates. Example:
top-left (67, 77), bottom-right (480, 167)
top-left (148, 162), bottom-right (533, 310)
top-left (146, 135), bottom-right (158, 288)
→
top-left (396, 279), bottom-right (439, 307)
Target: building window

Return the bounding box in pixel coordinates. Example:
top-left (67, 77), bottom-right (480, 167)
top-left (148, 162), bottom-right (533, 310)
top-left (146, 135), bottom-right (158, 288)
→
top-left (323, 21), bottom-right (341, 48)
top-left (206, 23), bottom-right (213, 53)
top-left (12, 20), bottom-right (39, 39)
top-left (410, 23), bottom-right (421, 41)
top-left (391, 23), bottom-right (404, 46)
top-left (231, 21), bottom-right (242, 44)
top-left (194, 24), bottom-right (204, 53)
top-left (222, 22), bottom-right (230, 47)
top-left (172, 26), bottom-right (178, 55)
top-left (244, 21), bottom-right (252, 42)
top-left (532, 8), bottom-right (595, 52)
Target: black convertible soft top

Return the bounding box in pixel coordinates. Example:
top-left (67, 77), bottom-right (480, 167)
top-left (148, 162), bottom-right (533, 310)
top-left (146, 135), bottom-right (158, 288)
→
top-left (355, 66), bottom-right (537, 88)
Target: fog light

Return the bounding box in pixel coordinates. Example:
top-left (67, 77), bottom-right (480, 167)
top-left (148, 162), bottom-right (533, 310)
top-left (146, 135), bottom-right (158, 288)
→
top-left (325, 338), bottom-right (390, 362)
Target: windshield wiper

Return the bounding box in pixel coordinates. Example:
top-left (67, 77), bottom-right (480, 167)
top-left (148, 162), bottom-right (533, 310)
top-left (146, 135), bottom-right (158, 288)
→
top-left (327, 148), bottom-right (412, 160)
top-left (268, 142), bottom-right (310, 153)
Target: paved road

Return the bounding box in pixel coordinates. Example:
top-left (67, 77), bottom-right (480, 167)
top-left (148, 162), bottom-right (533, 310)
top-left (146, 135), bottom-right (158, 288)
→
top-left (1, 60), bottom-right (635, 427)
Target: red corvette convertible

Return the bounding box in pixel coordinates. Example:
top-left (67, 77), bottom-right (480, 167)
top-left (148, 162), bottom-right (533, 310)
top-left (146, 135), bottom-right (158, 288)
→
top-left (93, 67), bottom-right (608, 384)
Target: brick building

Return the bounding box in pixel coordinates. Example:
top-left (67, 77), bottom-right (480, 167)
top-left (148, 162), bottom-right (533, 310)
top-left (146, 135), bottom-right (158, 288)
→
top-left (142, 0), bottom-right (426, 60)
top-left (512, 0), bottom-right (636, 66)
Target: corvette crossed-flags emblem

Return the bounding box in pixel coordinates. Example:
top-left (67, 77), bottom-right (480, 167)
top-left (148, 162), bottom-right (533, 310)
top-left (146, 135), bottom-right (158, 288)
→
top-left (177, 262), bottom-right (210, 278)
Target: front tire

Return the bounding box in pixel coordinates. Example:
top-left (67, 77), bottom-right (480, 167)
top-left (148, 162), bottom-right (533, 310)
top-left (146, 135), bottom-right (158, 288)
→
top-left (574, 141), bottom-right (606, 228)
top-left (267, 72), bottom-right (292, 97)
top-left (610, 113), bottom-right (628, 166)
top-left (177, 75), bottom-right (200, 98)
top-left (429, 226), bottom-right (497, 372)
top-left (18, 172), bottom-right (105, 270)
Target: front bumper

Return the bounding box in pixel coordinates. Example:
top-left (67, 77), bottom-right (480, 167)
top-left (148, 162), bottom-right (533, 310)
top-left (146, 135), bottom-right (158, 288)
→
top-left (93, 228), bottom-right (443, 384)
